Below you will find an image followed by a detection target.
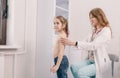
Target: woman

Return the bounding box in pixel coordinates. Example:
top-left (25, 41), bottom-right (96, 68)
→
top-left (60, 8), bottom-right (112, 78)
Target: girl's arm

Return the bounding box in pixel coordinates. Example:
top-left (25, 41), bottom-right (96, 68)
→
top-left (51, 37), bottom-right (65, 73)
top-left (55, 40), bottom-right (65, 67)
top-left (53, 41), bottom-right (59, 58)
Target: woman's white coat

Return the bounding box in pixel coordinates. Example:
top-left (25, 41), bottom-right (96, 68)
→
top-left (77, 27), bottom-right (112, 78)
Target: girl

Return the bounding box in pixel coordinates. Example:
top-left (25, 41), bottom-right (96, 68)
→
top-left (50, 16), bottom-right (69, 78)
top-left (60, 8), bottom-right (112, 78)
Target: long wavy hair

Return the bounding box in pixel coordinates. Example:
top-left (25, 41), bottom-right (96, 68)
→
top-left (89, 8), bottom-right (112, 37)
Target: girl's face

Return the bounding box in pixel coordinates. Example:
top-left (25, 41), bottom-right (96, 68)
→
top-left (89, 14), bottom-right (98, 27)
top-left (54, 18), bottom-right (64, 32)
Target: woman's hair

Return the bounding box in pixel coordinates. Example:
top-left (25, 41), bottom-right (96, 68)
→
top-left (89, 8), bottom-right (112, 37)
top-left (89, 8), bottom-right (109, 28)
top-left (55, 16), bottom-right (69, 37)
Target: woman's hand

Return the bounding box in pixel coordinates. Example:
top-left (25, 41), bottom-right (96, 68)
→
top-left (59, 38), bottom-right (76, 46)
top-left (50, 65), bottom-right (59, 73)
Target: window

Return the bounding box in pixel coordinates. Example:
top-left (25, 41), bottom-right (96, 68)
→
top-left (0, 0), bottom-right (8, 45)
top-left (56, 0), bottom-right (69, 19)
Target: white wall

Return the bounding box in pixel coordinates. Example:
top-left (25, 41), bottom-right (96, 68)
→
top-left (0, 56), bottom-right (4, 78)
top-left (69, 0), bottom-right (120, 78)
top-left (69, 0), bottom-right (120, 40)
top-left (35, 0), bottom-right (55, 78)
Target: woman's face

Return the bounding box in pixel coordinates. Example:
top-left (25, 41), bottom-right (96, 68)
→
top-left (54, 18), bottom-right (63, 32)
top-left (89, 14), bottom-right (98, 27)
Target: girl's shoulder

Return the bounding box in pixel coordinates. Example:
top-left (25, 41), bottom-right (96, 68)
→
top-left (59, 33), bottom-right (67, 38)
top-left (56, 34), bottom-right (67, 43)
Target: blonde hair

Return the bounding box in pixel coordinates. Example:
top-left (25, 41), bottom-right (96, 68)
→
top-left (55, 16), bottom-right (69, 37)
top-left (89, 8), bottom-right (112, 37)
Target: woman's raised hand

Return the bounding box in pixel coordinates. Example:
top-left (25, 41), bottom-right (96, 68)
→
top-left (59, 38), bottom-right (76, 46)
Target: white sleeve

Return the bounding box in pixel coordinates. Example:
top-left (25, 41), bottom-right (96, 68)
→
top-left (77, 27), bottom-right (111, 51)
top-left (82, 34), bottom-right (91, 42)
